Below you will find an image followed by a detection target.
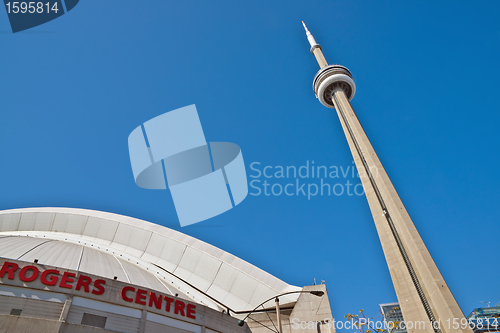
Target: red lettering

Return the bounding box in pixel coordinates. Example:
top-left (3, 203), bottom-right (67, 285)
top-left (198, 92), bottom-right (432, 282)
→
top-left (121, 286), bottom-right (135, 302)
top-left (135, 289), bottom-right (147, 305)
top-left (165, 297), bottom-right (174, 312)
top-left (149, 292), bottom-right (162, 309)
top-left (19, 265), bottom-right (39, 282)
top-left (0, 262), bottom-right (18, 279)
top-left (92, 279), bottom-right (106, 295)
top-left (59, 272), bottom-right (76, 289)
top-left (41, 269), bottom-right (59, 286)
top-left (174, 300), bottom-right (185, 316)
top-left (186, 303), bottom-right (196, 319)
top-left (75, 275), bottom-right (92, 293)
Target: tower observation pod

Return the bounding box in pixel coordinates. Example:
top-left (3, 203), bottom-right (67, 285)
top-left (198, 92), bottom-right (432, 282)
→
top-left (302, 22), bottom-right (472, 333)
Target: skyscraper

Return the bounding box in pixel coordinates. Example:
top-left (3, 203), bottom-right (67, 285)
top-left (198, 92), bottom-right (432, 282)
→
top-left (381, 302), bottom-right (407, 333)
top-left (303, 22), bottom-right (472, 333)
top-left (466, 302), bottom-right (500, 333)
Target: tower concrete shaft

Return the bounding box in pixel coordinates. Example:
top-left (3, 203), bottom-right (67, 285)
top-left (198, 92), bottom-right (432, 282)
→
top-left (303, 23), bottom-right (472, 333)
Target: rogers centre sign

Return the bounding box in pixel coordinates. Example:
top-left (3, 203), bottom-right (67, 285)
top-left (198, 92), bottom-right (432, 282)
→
top-left (0, 261), bottom-right (196, 319)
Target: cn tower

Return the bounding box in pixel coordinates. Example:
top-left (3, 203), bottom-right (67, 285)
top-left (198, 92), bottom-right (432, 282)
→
top-left (302, 22), bottom-right (472, 333)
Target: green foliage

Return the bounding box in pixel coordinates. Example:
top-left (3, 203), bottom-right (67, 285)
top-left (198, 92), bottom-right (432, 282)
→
top-left (344, 308), bottom-right (400, 333)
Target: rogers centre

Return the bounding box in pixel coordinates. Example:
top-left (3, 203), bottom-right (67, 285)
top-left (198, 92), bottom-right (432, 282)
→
top-left (0, 208), bottom-right (334, 333)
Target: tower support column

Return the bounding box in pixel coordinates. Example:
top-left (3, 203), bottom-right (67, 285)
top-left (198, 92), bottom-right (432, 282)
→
top-left (331, 89), bottom-right (433, 332)
top-left (330, 88), bottom-right (469, 333)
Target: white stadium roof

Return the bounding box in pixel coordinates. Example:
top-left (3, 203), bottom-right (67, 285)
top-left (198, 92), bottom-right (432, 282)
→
top-left (0, 207), bottom-right (300, 312)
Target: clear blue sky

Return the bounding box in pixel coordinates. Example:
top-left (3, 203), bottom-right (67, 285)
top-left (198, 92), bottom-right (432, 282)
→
top-left (1, 0), bottom-right (499, 329)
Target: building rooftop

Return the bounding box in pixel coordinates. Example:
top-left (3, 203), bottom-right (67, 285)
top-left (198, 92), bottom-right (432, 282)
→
top-left (0, 207), bottom-right (300, 312)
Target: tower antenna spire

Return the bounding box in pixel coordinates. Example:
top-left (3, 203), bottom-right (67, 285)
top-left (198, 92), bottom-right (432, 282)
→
top-left (301, 21), bottom-right (328, 68)
top-left (301, 21), bottom-right (310, 34)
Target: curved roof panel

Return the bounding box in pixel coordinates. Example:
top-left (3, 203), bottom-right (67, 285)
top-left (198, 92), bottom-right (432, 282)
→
top-left (0, 235), bottom-right (185, 299)
top-left (0, 207), bottom-right (300, 311)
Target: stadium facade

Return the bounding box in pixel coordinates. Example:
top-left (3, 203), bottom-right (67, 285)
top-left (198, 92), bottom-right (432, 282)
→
top-left (0, 207), bottom-right (334, 333)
